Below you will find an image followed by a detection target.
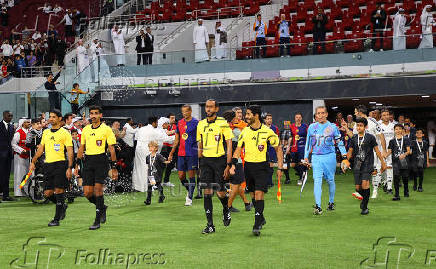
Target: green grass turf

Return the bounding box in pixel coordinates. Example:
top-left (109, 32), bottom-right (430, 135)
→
top-left (1, 168), bottom-right (436, 269)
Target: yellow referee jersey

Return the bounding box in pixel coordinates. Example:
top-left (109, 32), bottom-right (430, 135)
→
top-left (197, 116), bottom-right (234, 158)
top-left (41, 128), bottom-right (73, 163)
top-left (237, 124), bottom-right (279, 163)
top-left (81, 123), bottom-right (116, 155)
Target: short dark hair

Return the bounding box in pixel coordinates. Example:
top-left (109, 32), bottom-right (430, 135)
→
top-left (257, 14), bottom-right (261, 17)
top-left (63, 113), bottom-right (73, 121)
top-left (206, 99), bottom-right (219, 107)
top-left (182, 104), bottom-right (192, 111)
top-left (247, 105), bottom-right (261, 118)
top-left (167, 113), bottom-right (175, 118)
top-left (3, 110), bottom-right (11, 117)
top-left (394, 124), bottom-right (404, 130)
top-left (31, 118), bottom-right (41, 124)
top-left (126, 117), bottom-right (132, 122)
top-left (355, 117), bottom-right (368, 126)
top-left (222, 110), bottom-right (236, 123)
top-left (356, 105), bottom-right (367, 115)
top-left (89, 105), bottom-right (102, 113)
top-left (404, 122), bottom-right (410, 127)
top-left (148, 116), bottom-right (158, 125)
top-left (416, 128), bottom-right (425, 134)
top-left (73, 83), bottom-right (79, 88)
top-left (295, 112), bottom-right (303, 117)
top-left (381, 108), bottom-right (389, 114)
top-left (71, 128), bottom-right (78, 134)
top-left (50, 109), bottom-right (62, 118)
top-left (265, 113), bottom-right (272, 118)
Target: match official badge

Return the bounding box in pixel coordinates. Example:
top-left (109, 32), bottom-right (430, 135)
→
top-left (215, 135), bottom-right (220, 141)
top-left (54, 144), bottom-right (60, 151)
top-left (96, 140), bottom-right (102, 146)
top-left (258, 145), bottom-right (265, 152)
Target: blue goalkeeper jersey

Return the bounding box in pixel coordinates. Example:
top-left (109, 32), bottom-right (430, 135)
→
top-left (304, 121), bottom-right (346, 159)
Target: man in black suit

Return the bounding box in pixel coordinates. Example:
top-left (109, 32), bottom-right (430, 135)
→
top-left (0, 110), bottom-right (14, 201)
top-left (44, 70), bottom-right (62, 111)
top-left (136, 27), bottom-right (154, 65)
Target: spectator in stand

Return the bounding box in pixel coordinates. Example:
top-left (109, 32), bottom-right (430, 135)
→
top-left (38, 2), bottom-right (52, 13)
top-left (32, 31), bottom-right (42, 41)
top-left (393, 8), bottom-right (407, 50)
top-left (370, 3), bottom-right (387, 52)
top-left (1, 40), bottom-right (13, 58)
top-left (253, 14), bottom-right (267, 58)
top-left (14, 53), bottom-right (26, 77)
top-left (1, 60), bottom-right (10, 83)
top-left (214, 21), bottom-right (227, 59)
top-left (7, 0), bottom-right (14, 8)
top-left (111, 25), bottom-right (126, 66)
top-left (55, 36), bottom-right (67, 66)
top-left (52, 4), bottom-right (63, 14)
top-left (57, 9), bottom-right (74, 43)
top-left (193, 19), bottom-right (209, 62)
top-left (44, 69), bottom-right (62, 110)
top-left (346, 114), bottom-right (355, 129)
top-left (277, 14), bottom-right (291, 57)
top-left (47, 24), bottom-right (58, 38)
top-left (419, 5), bottom-right (435, 49)
top-left (312, 8), bottom-right (327, 54)
top-left (70, 83), bottom-right (88, 114)
top-left (135, 29), bottom-right (148, 65)
top-left (0, 5), bottom-right (8, 27)
top-left (22, 26), bottom-right (31, 40)
top-left (26, 51), bottom-right (37, 68)
top-left (13, 40), bottom-right (23, 56)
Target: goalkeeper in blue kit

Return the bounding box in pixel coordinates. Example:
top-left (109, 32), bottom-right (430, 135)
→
top-left (304, 106), bottom-right (349, 215)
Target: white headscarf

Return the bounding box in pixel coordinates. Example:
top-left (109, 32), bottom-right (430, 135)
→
top-left (157, 117), bottom-right (169, 129)
top-left (18, 118), bottom-right (29, 129)
top-left (421, 5), bottom-right (433, 24)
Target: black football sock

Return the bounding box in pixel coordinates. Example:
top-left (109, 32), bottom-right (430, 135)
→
top-left (394, 176), bottom-right (400, 197)
top-left (418, 172), bottom-right (424, 188)
top-left (252, 198), bottom-right (256, 207)
top-left (356, 188), bottom-right (362, 196)
top-left (146, 188), bottom-right (152, 200)
top-left (87, 195), bottom-right (96, 205)
top-left (219, 195), bottom-right (229, 212)
top-left (54, 193), bottom-right (65, 221)
top-left (95, 195), bottom-right (104, 223)
top-left (47, 194), bottom-right (56, 204)
top-left (204, 194), bottom-right (213, 226)
top-left (181, 179), bottom-right (189, 192)
top-left (362, 188), bottom-right (370, 210)
top-left (254, 200), bottom-right (264, 228)
top-left (402, 176), bottom-right (409, 195)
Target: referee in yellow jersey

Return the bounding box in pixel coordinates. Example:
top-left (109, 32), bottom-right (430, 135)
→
top-left (76, 106), bottom-right (118, 230)
top-left (197, 99), bottom-right (234, 234)
top-left (232, 105), bottom-right (283, 236)
top-left (30, 110), bottom-right (74, 227)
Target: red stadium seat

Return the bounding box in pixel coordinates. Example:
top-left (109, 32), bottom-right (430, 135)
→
top-left (290, 35), bottom-right (308, 56)
top-left (344, 31), bottom-right (365, 52)
top-left (406, 25), bottom-right (421, 49)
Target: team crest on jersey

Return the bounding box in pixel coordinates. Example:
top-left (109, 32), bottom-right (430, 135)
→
top-left (53, 144), bottom-right (60, 151)
top-left (182, 133), bottom-right (189, 140)
top-left (295, 135), bottom-right (300, 141)
top-left (215, 135), bottom-right (220, 141)
top-left (258, 145), bottom-right (265, 151)
top-left (96, 140), bottom-right (102, 146)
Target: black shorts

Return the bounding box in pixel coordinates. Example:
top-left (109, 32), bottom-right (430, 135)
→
top-left (199, 156), bottom-right (227, 192)
top-left (394, 169), bottom-right (409, 178)
top-left (354, 171), bottom-right (371, 185)
top-left (83, 154), bottom-right (109, 186)
top-left (244, 162), bottom-right (269, 193)
top-left (230, 163), bottom-right (245, 185)
top-left (44, 161), bottom-right (67, 190)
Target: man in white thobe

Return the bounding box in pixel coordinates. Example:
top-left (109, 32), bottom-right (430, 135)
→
top-left (193, 19), bottom-right (209, 62)
top-left (214, 21), bottom-right (227, 59)
top-left (419, 5), bottom-right (436, 49)
top-left (12, 118), bottom-right (30, 197)
top-left (76, 39), bottom-right (89, 74)
top-left (112, 25), bottom-right (126, 66)
top-left (157, 117), bottom-right (175, 152)
top-left (132, 117), bottom-right (173, 192)
top-left (393, 8), bottom-right (407, 50)
top-left (88, 39), bottom-right (100, 81)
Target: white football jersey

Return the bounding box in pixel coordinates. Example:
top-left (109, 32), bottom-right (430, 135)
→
top-left (353, 117), bottom-right (382, 145)
top-left (378, 120), bottom-right (395, 149)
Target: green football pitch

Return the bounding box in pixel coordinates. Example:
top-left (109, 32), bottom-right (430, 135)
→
top-left (1, 168), bottom-right (436, 269)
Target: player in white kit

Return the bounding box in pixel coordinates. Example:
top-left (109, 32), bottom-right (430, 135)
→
top-left (378, 109), bottom-right (395, 195)
top-left (344, 105), bottom-right (386, 199)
